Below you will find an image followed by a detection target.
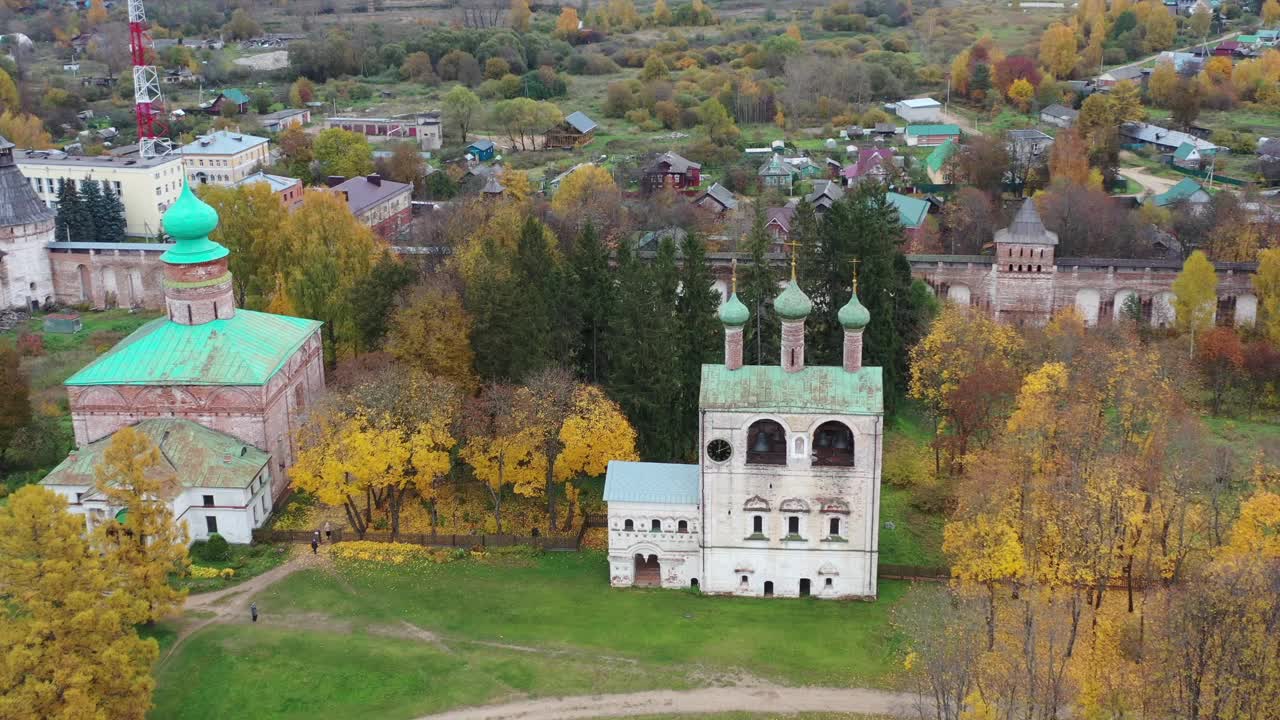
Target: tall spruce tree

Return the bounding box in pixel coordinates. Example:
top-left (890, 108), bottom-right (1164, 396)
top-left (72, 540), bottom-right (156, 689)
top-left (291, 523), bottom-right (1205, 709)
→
top-left (54, 180), bottom-right (94, 242)
top-left (80, 179), bottom-right (107, 243)
top-left (98, 182), bottom-right (128, 242)
top-left (349, 250), bottom-right (417, 353)
top-left (569, 222), bottom-right (615, 384)
top-left (508, 217), bottom-right (557, 380)
top-left (799, 185), bottom-right (921, 415)
top-left (675, 230), bottom-right (720, 460)
top-left (467, 237), bottom-right (525, 381)
top-left (740, 203), bottom-right (781, 365)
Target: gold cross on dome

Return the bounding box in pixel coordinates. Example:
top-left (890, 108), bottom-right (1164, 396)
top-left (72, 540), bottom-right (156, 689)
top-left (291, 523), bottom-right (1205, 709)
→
top-left (730, 257), bottom-right (738, 295)
top-left (782, 239), bottom-right (803, 281)
top-left (852, 257), bottom-right (860, 293)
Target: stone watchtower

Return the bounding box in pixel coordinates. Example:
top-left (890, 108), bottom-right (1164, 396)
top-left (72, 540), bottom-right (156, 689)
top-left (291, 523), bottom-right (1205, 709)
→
top-left (0, 134), bottom-right (57, 310)
top-left (992, 198), bottom-right (1058, 325)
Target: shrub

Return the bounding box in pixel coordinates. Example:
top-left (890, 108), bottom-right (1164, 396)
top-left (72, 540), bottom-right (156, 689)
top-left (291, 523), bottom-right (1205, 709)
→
top-left (198, 533), bottom-right (231, 562)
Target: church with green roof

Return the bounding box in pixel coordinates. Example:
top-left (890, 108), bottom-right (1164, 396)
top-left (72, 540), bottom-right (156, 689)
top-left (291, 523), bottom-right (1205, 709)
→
top-left (43, 182), bottom-right (326, 542)
top-left (603, 262), bottom-right (884, 599)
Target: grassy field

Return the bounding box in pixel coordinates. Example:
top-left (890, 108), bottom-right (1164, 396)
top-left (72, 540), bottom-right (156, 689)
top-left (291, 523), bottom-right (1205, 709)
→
top-left (180, 543), bottom-right (291, 593)
top-left (152, 552), bottom-right (927, 720)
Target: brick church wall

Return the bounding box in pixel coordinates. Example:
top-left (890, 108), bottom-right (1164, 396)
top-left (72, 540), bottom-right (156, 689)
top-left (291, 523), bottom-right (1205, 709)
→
top-left (49, 246), bottom-right (167, 309)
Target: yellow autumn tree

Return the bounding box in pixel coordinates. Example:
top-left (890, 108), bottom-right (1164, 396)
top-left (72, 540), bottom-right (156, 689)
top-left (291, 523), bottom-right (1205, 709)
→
top-left (785, 23), bottom-right (802, 41)
top-left (196, 181), bottom-right (288, 309)
top-left (0, 486), bottom-right (157, 720)
top-left (554, 6), bottom-right (580, 39)
top-left (1263, 0), bottom-right (1280, 26)
top-left (1007, 77), bottom-right (1034, 112)
top-left (461, 383), bottom-right (544, 532)
top-left (385, 285), bottom-right (477, 391)
top-left (0, 68), bottom-right (18, 113)
top-left (1171, 250), bottom-right (1218, 355)
top-left (1038, 23), bottom-right (1077, 78)
top-left (556, 383), bottom-right (639, 521)
top-left (1254, 248), bottom-right (1280, 345)
top-left (0, 110), bottom-right (53, 148)
top-left (86, 0), bottom-right (107, 26)
top-left (551, 164), bottom-right (620, 228)
top-left (92, 426), bottom-right (190, 623)
top-left (1148, 59), bottom-right (1179, 107)
top-left (509, 0), bottom-right (531, 31)
top-left (652, 0), bottom-right (672, 25)
top-left (291, 406), bottom-right (378, 537)
top-left (499, 167), bottom-right (534, 203)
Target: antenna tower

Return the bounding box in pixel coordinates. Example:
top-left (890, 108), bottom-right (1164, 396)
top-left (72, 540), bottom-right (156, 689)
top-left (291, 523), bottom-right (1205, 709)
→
top-left (128, 0), bottom-right (172, 159)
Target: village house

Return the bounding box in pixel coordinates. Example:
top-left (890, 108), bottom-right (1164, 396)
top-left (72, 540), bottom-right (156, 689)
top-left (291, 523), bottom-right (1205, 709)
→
top-left (180, 130), bottom-right (270, 186)
top-left (544, 111), bottom-right (597, 150)
top-left (925, 140), bottom-right (956, 184)
top-left (1095, 65), bottom-right (1144, 89)
top-left (202, 89), bottom-right (251, 115)
top-left (467, 139), bottom-right (497, 162)
top-left (1172, 142), bottom-right (1215, 169)
top-left (605, 264), bottom-right (883, 599)
top-left (1039, 104), bottom-right (1078, 129)
top-left (1120, 122), bottom-right (1222, 157)
top-left (785, 156), bottom-right (827, 179)
top-left (329, 174), bottom-right (413, 240)
top-left (1148, 178), bottom-right (1212, 213)
top-left (260, 108), bottom-right (311, 133)
top-left (1007, 129), bottom-right (1054, 166)
top-left (905, 124), bottom-right (961, 147)
top-left (764, 207), bottom-right (795, 247)
top-left (841, 147), bottom-right (897, 187)
top-left (758, 155), bottom-right (796, 193)
top-left (232, 171), bottom-right (303, 208)
top-left (804, 180), bottom-right (844, 214)
top-left (327, 113), bottom-right (444, 151)
top-left (642, 151), bottom-right (701, 192)
top-left (888, 192), bottom-right (929, 245)
top-left (892, 97), bottom-right (943, 123)
top-left (693, 182), bottom-right (739, 215)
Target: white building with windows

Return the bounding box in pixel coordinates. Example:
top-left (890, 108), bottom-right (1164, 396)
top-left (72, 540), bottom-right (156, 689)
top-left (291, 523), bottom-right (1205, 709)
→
top-left (16, 148), bottom-right (184, 238)
top-left (179, 130), bottom-right (271, 186)
top-left (605, 270), bottom-right (883, 599)
top-left (40, 418), bottom-right (275, 544)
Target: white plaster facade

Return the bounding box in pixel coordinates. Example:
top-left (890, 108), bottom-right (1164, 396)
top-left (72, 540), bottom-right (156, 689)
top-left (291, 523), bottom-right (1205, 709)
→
top-left (17, 151), bottom-right (185, 237)
top-left (0, 217), bottom-right (55, 309)
top-left (606, 497), bottom-right (702, 589)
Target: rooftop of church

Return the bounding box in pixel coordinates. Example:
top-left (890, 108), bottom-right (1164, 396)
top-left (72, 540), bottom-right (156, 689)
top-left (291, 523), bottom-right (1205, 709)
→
top-left (700, 364), bottom-right (883, 415)
top-left (603, 461), bottom-right (700, 506)
top-left (65, 310), bottom-right (320, 386)
top-left (42, 418), bottom-right (269, 490)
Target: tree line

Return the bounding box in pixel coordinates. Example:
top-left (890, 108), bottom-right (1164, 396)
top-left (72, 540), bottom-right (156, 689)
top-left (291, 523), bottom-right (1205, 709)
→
top-left (53, 178), bottom-right (127, 243)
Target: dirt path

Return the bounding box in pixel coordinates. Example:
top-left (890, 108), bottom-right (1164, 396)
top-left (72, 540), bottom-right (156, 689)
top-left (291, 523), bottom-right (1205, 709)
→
top-left (412, 686), bottom-right (921, 720)
top-left (1118, 166), bottom-right (1178, 196)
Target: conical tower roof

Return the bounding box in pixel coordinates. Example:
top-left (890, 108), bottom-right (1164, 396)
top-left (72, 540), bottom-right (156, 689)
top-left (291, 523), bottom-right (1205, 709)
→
top-left (0, 134), bottom-right (55, 228)
top-left (160, 181), bottom-right (229, 265)
top-left (1007, 198), bottom-right (1056, 244)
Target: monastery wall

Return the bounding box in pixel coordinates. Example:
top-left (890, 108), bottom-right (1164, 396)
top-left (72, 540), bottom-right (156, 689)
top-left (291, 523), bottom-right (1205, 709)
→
top-left (0, 218), bottom-right (55, 309)
top-left (48, 245), bottom-right (167, 309)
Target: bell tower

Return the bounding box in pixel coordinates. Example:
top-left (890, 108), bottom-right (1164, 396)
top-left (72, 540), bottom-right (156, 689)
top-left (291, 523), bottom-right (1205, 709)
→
top-left (159, 181), bottom-right (235, 325)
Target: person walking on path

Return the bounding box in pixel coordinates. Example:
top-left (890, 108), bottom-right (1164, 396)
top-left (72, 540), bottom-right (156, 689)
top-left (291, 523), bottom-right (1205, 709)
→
top-left (311, 536), bottom-right (319, 554)
top-left (250, 603), bottom-right (258, 623)
top-left (324, 521), bottom-right (332, 543)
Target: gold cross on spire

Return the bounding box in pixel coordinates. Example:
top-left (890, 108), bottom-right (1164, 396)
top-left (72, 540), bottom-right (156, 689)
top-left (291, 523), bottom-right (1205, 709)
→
top-left (852, 257), bottom-right (860, 294)
top-left (783, 239), bottom-right (803, 281)
top-left (730, 257), bottom-right (738, 295)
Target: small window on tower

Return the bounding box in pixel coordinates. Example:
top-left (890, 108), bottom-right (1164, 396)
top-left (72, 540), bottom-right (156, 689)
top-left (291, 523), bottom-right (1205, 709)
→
top-left (624, 519), bottom-right (634, 531)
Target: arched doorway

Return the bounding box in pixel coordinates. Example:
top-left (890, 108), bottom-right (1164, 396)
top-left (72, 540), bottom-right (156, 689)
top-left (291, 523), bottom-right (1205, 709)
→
top-left (947, 283), bottom-right (970, 307)
top-left (1074, 288), bottom-right (1100, 326)
top-left (76, 264), bottom-right (90, 301)
top-left (633, 553), bottom-right (661, 587)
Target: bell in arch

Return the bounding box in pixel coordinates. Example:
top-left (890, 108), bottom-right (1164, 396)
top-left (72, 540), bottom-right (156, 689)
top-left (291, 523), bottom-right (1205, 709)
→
top-left (833, 432), bottom-right (850, 450)
top-left (751, 431), bottom-right (772, 453)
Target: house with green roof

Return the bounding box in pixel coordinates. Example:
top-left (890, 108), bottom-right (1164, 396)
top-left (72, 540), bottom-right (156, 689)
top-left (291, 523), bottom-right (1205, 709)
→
top-left (605, 264), bottom-right (884, 599)
top-left (905, 124), bottom-right (962, 147)
top-left (758, 155), bottom-right (797, 193)
top-left (204, 88), bottom-right (250, 115)
top-left (925, 139), bottom-right (957, 183)
top-left (41, 419), bottom-right (274, 544)
top-left (57, 181), bottom-right (326, 513)
top-left (1149, 178), bottom-right (1211, 211)
top-left (887, 191), bottom-right (930, 244)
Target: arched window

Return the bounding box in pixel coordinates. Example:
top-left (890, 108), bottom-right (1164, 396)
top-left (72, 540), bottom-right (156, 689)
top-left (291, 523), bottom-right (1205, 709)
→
top-left (678, 519), bottom-right (688, 533)
top-left (746, 419), bottom-right (787, 465)
top-left (752, 515), bottom-right (764, 535)
top-left (650, 519), bottom-right (661, 532)
top-left (813, 421), bottom-right (855, 466)
top-left (624, 519), bottom-right (634, 531)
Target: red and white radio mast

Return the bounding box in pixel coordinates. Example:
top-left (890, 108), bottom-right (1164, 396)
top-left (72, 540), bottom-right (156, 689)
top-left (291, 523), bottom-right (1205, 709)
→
top-left (128, 0), bottom-right (172, 158)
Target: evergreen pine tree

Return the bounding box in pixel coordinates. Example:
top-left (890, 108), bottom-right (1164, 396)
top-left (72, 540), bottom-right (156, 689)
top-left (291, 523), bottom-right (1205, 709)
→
top-left (349, 250), bottom-right (417, 353)
top-left (675, 229), bottom-right (720, 459)
top-left (80, 179), bottom-right (105, 243)
top-left (569, 222), bottom-right (616, 384)
top-left (99, 182), bottom-right (128, 242)
top-left (740, 203), bottom-right (781, 365)
top-left (54, 180), bottom-right (94, 242)
top-left (467, 237), bottom-right (523, 381)
top-left (508, 217), bottom-right (557, 381)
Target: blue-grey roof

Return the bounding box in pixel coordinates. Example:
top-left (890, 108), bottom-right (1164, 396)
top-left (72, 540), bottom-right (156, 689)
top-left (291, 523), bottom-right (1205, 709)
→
top-left (564, 111), bottom-right (597, 134)
top-left (469, 140), bottom-right (495, 151)
top-left (604, 461), bottom-right (700, 506)
top-left (49, 241), bottom-right (172, 251)
top-left (180, 130), bottom-right (269, 155)
top-left (233, 171), bottom-right (300, 193)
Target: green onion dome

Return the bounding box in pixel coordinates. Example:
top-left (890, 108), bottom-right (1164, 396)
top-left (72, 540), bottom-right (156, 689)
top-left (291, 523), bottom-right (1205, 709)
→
top-left (838, 289), bottom-right (871, 330)
top-left (160, 181), bottom-right (229, 265)
top-left (773, 280), bottom-right (813, 321)
top-left (719, 292), bottom-right (750, 327)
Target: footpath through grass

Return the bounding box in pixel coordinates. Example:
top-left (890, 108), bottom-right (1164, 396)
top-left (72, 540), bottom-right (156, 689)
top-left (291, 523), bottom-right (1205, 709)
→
top-left (153, 552), bottom-right (926, 720)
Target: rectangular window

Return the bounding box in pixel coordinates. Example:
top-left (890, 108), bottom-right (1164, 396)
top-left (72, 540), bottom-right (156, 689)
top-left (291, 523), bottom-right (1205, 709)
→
top-left (788, 516), bottom-right (800, 535)
top-left (753, 515), bottom-right (763, 534)
top-left (206, 516), bottom-right (218, 533)
top-left (203, 494), bottom-right (214, 507)
top-left (75, 492), bottom-right (84, 503)
top-left (829, 518), bottom-right (840, 536)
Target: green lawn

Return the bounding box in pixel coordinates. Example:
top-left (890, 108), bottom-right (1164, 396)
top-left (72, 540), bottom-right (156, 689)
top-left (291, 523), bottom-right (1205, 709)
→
top-left (1204, 416), bottom-right (1280, 468)
top-left (152, 552), bottom-right (926, 719)
top-left (179, 542), bottom-right (291, 593)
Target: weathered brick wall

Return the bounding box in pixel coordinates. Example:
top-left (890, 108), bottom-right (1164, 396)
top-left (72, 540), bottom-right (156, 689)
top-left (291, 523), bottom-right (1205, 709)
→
top-left (49, 247), bottom-right (167, 309)
top-left (909, 257), bottom-right (1260, 327)
top-left (0, 218), bottom-right (55, 309)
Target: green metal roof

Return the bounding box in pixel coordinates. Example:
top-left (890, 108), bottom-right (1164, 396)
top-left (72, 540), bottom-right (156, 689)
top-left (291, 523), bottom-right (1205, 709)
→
top-left (221, 88), bottom-right (251, 105)
top-left (66, 310), bottom-right (321, 386)
top-left (839, 290), bottom-right (870, 330)
top-left (603, 461), bottom-right (700, 506)
top-left (41, 418), bottom-right (269, 490)
top-left (1173, 142), bottom-right (1198, 160)
top-left (906, 124), bottom-right (961, 137)
top-left (719, 292), bottom-right (750, 326)
top-left (161, 182), bottom-right (229, 265)
top-left (700, 364), bottom-right (883, 415)
top-left (887, 192), bottom-right (929, 229)
top-left (1237, 34), bottom-right (1259, 43)
top-left (1152, 178), bottom-right (1207, 207)
top-left (925, 140), bottom-right (956, 172)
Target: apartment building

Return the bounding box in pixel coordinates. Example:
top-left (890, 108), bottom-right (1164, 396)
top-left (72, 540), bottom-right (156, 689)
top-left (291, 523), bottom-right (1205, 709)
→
top-left (180, 130), bottom-right (271, 186)
top-left (16, 149), bottom-right (184, 238)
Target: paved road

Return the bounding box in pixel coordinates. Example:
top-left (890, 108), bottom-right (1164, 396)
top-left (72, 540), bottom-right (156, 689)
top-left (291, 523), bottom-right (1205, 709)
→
top-left (1104, 31), bottom-right (1236, 73)
top-left (414, 686), bottom-right (922, 720)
